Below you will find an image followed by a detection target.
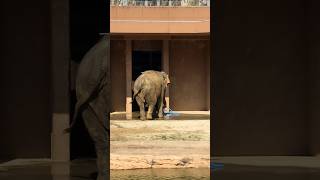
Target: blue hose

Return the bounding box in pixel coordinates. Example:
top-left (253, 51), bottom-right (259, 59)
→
top-left (210, 162), bottom-right (224, 170)
top-left (164, 108), bottom-right (180, 117)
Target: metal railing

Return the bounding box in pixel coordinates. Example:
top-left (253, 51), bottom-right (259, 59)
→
top-left (110, 0), bottom-right (210, 6)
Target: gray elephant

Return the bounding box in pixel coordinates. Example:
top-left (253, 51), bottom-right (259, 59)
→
top-left (65, 34), bottom-right (110, 180)
top-left (133, 70), bottom-right (170, 120)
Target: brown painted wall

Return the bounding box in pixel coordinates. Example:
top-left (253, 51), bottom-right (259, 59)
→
top-left (307, 0), bottom-right (320, 156)
top-left (133, 40), bottom-right (162, 51)
top-left (212, 0), bottom-right (308, 155)
top-left (170, 40), bottom-right (210, 110)
top-left (0, 0), bottom-right (52, 159)
top-left (111, 40), bottom-right (126, 112)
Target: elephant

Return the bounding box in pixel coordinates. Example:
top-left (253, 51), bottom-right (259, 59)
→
top-left (64, 34), bottom-right (110, 180)
top-left (133, 70), bottom-right (170, 120)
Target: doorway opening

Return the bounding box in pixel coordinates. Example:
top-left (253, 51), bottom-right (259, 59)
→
top-left (132, 51), bottom-right (162, 112)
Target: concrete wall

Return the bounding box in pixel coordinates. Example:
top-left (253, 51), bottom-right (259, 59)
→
top-left (212, 0), bottom-right (309, 155)
top-left (111, 40), bottom-right (126, 112)
top-left (170, 40), bottom-right (210, 110)
top-left (0, 0), bottom-right (52, 159)
top-left (111, 7), bottom-right (210, 33)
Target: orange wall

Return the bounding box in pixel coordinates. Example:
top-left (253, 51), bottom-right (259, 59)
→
top-left (170, 40), bottom-right (210, 110)
top-left (111, 40), bottom-right (126, 112)
top-left (110, 7), bottom-right (210, 33)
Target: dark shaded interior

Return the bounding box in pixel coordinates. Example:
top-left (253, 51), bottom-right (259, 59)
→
top-left (212, 0), bottom-right (320, 156)
top-left (1, 0), bottom-right (52, 160)
top-left (132, 51), bottom-right (162, 111)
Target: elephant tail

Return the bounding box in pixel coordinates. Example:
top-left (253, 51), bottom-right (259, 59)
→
top-left (63, 100), bottom-right (82, 133)
top-left (64, 71), bottom-right (107, 134)
top-left (133, 88), bottom-right (141, 100)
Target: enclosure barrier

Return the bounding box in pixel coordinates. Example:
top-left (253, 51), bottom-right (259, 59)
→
top-left (110, 0), bottom-right (210, 7)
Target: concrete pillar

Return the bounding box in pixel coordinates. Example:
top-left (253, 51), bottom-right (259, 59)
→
top-left (162, 40), bottom-right (170, 108)
top-left (126, 40), bottom-right (133, 119)
top-left (51, 0), bottom-right (70, 161)
top-left (206, 40), bottom-right (210, 110)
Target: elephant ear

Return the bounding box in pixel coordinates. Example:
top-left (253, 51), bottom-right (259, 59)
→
top-left (160, 71), bottom-right (167, 80)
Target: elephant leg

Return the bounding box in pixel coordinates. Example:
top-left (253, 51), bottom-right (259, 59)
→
top-left (158, 88), bottom-right (166, 118)
top-left (158, 99), bottom-right (164, 118)
top-left (147, 104), bottom-right (155, 120)
top-left (136, 96), bottom-right (146, 120)
top-left (82, 105), bottom-right (109, 180)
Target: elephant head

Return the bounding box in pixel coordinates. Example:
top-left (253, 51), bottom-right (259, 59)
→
top-left (160, 71), bottom-right (171, 87)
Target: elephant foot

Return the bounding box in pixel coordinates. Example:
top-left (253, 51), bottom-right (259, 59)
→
top-left (140, 115), bottom-right (146, 120)
top-left (158, 113), bottom-right (164, 118)
top-left (147, 114), bottom-right (153, 120)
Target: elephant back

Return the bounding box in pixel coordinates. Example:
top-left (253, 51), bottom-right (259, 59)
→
top-left (75, 35), bottom-right (109, 104)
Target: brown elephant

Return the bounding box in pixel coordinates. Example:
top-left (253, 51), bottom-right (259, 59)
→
top-left (65, 34), bottom-right (110, 180)
top-left (133, 70), bottom-right (170, 120)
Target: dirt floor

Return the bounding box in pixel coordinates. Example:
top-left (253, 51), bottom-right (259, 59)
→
top-left (110, 112), bottom-right (210, 170)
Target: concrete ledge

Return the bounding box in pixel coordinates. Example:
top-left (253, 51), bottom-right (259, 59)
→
top-left (0, 159), bottom-right (51, 167)
top-left (213, 156), bottom-right (320, 169)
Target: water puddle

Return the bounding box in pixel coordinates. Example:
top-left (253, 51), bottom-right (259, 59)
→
top-left (111, 168), bottom-right (210, 180)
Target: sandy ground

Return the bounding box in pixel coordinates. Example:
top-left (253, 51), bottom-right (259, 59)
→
top-left (110, 117), bottom-right (210, 170)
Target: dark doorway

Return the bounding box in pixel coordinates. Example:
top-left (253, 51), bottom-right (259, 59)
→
top-left (132, 51), bottom-right (162, 112)
top-left (69, 0), bottom-right (107, 160)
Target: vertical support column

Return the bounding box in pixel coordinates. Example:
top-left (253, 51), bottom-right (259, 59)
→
top-left (126, 40), bottom-right (133, 119)
top-left (206, 39), bottom-right (210, 110)
top-left (51, 0), bottom-right (70, 162)
top-left (162, 40), bottom-right (170, 109)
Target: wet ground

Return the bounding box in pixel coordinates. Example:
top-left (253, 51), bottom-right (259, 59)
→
top-left (1, 157), bottom-right (320, 179)
top-left (0, 159), bottom-right (209, 180)
top-left (110, 111), bottom-right (210, 120)
top-left (111, 168), bottom-right (210, 180)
